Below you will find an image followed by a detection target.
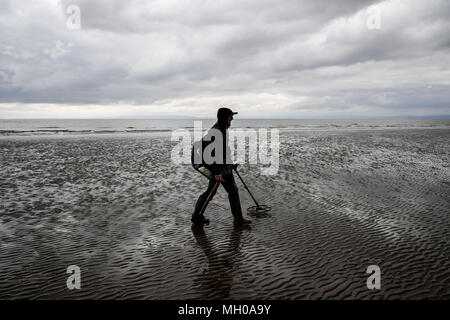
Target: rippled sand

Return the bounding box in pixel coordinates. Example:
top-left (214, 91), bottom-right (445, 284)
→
top-left (0, 129), bottom-right (449, 299)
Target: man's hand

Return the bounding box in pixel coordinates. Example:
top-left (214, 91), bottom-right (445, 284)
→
top-left (215, 175), bottom-right (225, 182)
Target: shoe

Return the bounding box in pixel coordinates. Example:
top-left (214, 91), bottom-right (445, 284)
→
top-left (191, 215), bottom-right (210, 225)
top-left (233, 217), bottom-right (252, 225)
top-left (191, 196), bottom-right (210, 225)
top-left (229, 194), bottom-right (251, 225)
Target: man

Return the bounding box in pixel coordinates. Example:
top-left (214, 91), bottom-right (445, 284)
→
top-left (191, 107), bottom-right (252, 226)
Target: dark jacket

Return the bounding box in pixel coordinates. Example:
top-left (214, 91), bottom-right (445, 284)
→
top-left (191, 116), bottom-right (233, 176)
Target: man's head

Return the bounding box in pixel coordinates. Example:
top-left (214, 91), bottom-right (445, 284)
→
top-left (217, 107), bottom-right (237, 129)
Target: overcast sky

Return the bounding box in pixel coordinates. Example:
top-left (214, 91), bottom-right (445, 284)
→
top-left (1, 0), bottom-right (449, 118)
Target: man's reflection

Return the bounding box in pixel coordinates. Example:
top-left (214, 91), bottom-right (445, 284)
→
top-left (191, 224), bottom-right (250, 299)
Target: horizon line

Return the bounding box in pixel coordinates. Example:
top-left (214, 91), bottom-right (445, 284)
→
top-left (1, 116), bottom-right (450, 120)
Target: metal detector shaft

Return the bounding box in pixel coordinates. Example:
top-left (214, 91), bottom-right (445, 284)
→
top-left (199, 180), bottom-right (220, 216)
top-left (233, 169), bottom-right (260, 208)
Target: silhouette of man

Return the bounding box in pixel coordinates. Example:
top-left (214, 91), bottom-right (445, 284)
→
top-left (191, 107), bottom-right (251, 226)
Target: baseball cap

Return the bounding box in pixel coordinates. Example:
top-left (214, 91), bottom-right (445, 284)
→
top-left (217, 107), bottom-right (238, 119)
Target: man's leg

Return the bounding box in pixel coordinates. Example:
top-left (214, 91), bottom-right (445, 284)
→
top-left (191, 178), bottom-right (217, 224)
top-left (221, 173), bottom-right (251, 225)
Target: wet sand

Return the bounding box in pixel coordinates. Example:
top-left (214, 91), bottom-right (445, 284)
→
top-left (0, 129), bottom-right (449, 299)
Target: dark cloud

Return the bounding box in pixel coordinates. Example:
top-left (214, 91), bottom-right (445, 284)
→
top-left (0, 0), bottom-right (449, 117)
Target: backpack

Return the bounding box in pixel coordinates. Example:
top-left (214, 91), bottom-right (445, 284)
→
top-left (191, 139), bottom-right (204, 169)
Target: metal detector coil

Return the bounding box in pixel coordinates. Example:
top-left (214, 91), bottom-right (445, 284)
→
top-left (247, 204), bottom-right (272, 216)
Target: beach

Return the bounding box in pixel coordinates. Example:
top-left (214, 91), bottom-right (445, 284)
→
top-left (0, 122), bottom-right (449, 299)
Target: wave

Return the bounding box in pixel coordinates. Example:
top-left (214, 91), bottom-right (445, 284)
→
top-left (1, 120), bottom-right (449, 136)
top-left (0, 129), bottom-right (173, 136)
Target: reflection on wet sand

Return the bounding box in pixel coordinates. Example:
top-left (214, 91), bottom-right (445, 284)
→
top-left (191, 224), bottom-right (250, 299)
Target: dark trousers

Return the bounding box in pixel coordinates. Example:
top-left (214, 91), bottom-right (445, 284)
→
top-left (197, 173), bottom-right (243, 219)
top-left (201, 173), bottom-right (238, 200)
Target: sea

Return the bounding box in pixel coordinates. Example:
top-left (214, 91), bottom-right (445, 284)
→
top-left (0, 119), bottom-right (449, 136)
